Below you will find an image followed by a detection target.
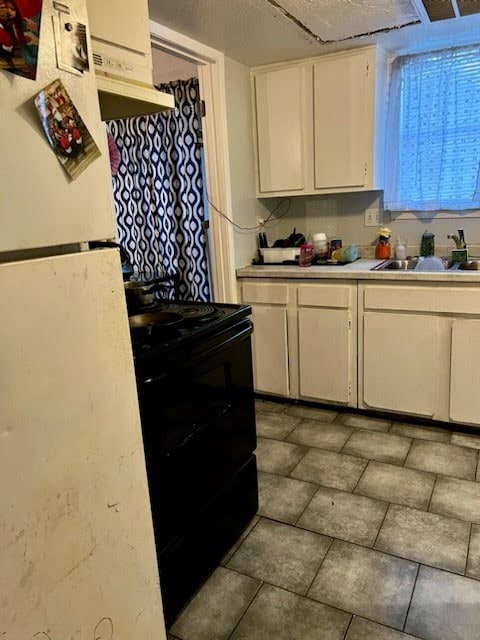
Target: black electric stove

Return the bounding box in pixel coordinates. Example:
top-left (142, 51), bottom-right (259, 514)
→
top-left (130, 299), bottom-right (258, 625)
top-left (130, 300), bottom-right (253, 359)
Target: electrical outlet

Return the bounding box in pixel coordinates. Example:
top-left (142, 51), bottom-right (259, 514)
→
top-left (365, 209), bottom-right (381, 227)
top-left (256, 216), bottom-right (265, 227)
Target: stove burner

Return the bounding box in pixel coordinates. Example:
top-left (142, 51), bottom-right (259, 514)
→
top-left (158, 303), bottom-right (218, 322)
top-left (177, 304), bottom-right (217, 320)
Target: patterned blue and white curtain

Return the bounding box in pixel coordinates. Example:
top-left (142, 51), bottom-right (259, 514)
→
top-left (107, 78), bottom-right (211, 301)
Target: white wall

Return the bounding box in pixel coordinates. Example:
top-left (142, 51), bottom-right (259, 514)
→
top-left (276, 190), bottom-right (480, 255)
top-left (223, 57), bottom-right (279, 268)
top-left (152, 47), bottom-right (198, 84)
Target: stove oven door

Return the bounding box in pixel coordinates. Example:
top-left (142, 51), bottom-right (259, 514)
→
top-left (138, 325), bottom-right (256, 551)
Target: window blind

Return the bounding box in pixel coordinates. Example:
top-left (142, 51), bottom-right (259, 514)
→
top-left (384, 44), bottom-right (480, 211)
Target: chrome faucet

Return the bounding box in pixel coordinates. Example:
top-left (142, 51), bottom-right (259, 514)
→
top-left (448, 229), bottom-right (466, 250)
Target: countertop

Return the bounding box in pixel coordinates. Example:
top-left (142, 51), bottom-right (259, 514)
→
top-left (236, 260), bottom-right (480, 282)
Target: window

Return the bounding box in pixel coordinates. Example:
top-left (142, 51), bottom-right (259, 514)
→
top-left (384, 45), bottom-right (480, 212)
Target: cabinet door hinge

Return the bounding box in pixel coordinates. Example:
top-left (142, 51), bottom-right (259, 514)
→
top-left (200, 99), bottom-right (206, 117)
top-left (366, 62), bottom-right (369, 78)
top-left (348, 318), bottom-right (352, 330)
top-left (348, 381), bottom-right (352, 397)
top-left (364, 162), bottom-right (368, 178)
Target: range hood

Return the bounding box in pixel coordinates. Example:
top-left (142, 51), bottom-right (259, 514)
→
top-left (87, 0), bottom-right (174, 121)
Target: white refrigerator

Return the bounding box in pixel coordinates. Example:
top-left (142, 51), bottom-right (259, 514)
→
top-left (0, 2), bottom-right (167, 638)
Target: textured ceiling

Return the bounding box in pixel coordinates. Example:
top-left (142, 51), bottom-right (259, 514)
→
top-left (149, 0), bottom-right (480, 65)
top-left (276, 0), bottom-right (419, 41)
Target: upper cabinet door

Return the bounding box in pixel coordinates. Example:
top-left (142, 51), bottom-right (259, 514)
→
top-left (313, 51), bottom-right (371, 190)
top-left (254, 64), bottom-right (309, 194)
top-left (87, 0), bottom-right (151, 55)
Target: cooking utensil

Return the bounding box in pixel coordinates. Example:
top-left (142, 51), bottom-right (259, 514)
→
top-left (286, 227), bottom-right (305, 247)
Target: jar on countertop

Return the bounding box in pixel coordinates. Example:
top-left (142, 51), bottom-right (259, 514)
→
top-left (313, 233), bottom-right (328, 258)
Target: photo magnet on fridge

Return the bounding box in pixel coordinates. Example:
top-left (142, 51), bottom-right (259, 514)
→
top-left (35, 78), bottom-right (101, 180)
top-left (52, 13), bottom-right (89, 76)
top-left (0, 0), bottom-right (43, 80)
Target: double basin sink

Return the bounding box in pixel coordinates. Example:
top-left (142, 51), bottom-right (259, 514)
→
top-left (372, 258), bottom-right (480, 271)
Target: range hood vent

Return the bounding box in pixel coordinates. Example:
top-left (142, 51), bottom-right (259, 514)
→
top-left (92, 50), bottom-right (174, 121)
top-left (86, 0), bottom-right (174, 121)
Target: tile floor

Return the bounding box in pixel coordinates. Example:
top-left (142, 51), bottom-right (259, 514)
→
top-left (168, 400), bottom-right (480, 640)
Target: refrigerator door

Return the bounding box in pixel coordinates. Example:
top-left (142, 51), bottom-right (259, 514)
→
top-left (0, 249), bottom-right (166, 639)
top-left (0, 1), bottom-right (116, 252)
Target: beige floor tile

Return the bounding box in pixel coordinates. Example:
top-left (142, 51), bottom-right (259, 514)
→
top-left (230, 584), bottom-right (351, 640)
top-left (170, 566), bottom-right (261, 640)
top-left (226, 518), bottom-right (331, 594)
top-left (375, 504), bottom-right (470, 574)
top-left (429, 475), bottom-right (480, 524)
top-left (257, 472), bottom-right (317, 524)
top-left (256, 411), bottom-right (301, 440)
top-left (256, 436), bottom-right (307, 476)
top-left (285, 405), bottom-right (338, 422)
top-left (405, 566), bottom-right (480, 640)
top-left (336, 413), bottom-right (391, 432)
top-left (342, 429), bottom-right (412, 465)
top-left (297, 485), bottom-right (387, 546)
top-left (467, 524), bottom-right (480, 580)
top-left (451, 432), bottom-right (480, 450)
top-left (221, 516), bottom-right (260, 565)
top-left (287, 419), bottom-right (353, 452)
top-left (390, 422), bottom-right (451, 443)
top-left (346, 617), bottom-right (422, 640)
top-left (355, 461), bottom-right (435, 510)
top-left (405, 440), bottom-right (478, 480)
top-left (309, 540), bottom-right (418, 630)
top-left (255, 398), bottom-right (288, 413)
top-left (291, 448), bottom-right (367, 492)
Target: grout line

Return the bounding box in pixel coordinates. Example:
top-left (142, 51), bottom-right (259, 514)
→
top-left (401, 563), bottom-right (421, 633)
top-left (371, 502), bottom-right (391, 549)
top-left (303, 536), bottom-right (335, 597)
top-left (401, 437), bottom-right (415, 467)
top-left (426, 474), bottom-right (438, 513)
top-left (293, 484), bottom-right (320, 527)
top-left (341, 615), bottom-right (354, 640)
top-left (465, 522), bottom-right (473, 576)
top-left (225, 578), bottom-right (264, 640)
top-left (351, 459), bottom-right (371, 493)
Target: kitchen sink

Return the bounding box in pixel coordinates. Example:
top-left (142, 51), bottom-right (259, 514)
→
top-left (372, 258), bottom-right (456, 271)
top-left (372, 257), bottom-right (480, 271)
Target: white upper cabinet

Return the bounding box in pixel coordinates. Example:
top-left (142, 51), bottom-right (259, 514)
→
top-left (87, 0), bottom-right (151, 55)
top-left (254, 64), bottom-right (310, 194)
top-left (252, 46), bottom-right (386, 197)
top-left (314, 50), bottom-right (370, 191)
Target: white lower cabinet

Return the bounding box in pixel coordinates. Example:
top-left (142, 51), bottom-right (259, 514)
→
top-left (360, 283), bottom-right (480, 426)
top-left (363, 312), bottom-right (439, 417)
top-left (450, 319), bottom-right (480, 424)
top-left (240, 278), bottom-right (480, 427)
top-left (250, 305), bottom-right (290, 396)
top-left (298, 307), bottom-right (352, 403)
top-left (240, 279), bottom-right (356, 406)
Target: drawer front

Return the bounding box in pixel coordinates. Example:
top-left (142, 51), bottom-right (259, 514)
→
top-left (364, 285), bottom-right (480, 315)
top-left (297, 284), bottom-right (352, 308)
top-left (242, 282), bottom-right (289, 305)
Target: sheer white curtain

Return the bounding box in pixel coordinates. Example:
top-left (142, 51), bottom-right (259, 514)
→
top-left (384, 45), bottom-right (480, 212)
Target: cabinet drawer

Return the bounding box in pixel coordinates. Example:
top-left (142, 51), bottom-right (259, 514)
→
top-left (297, 284), bottom-right (352, 308)
top-left (242, 282), bottom-right (289, 305)
top-left (364, 285), bottom-right (480, 315)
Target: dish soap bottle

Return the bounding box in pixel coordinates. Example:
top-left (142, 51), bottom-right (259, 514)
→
top-left (395, 237), bottom-right (407, 260)
top-left (420, 231), bottom-right (435, 257)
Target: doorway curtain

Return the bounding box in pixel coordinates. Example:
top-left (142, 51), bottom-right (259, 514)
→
top-left (107, 77), bottom-right (211, 301)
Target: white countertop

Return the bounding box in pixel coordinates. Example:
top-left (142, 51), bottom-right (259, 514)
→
top-left (236, 260), bottom-right (480, 282)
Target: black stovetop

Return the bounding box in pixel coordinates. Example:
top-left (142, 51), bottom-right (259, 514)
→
top-left (129, 300), bottom-right (252, 359)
